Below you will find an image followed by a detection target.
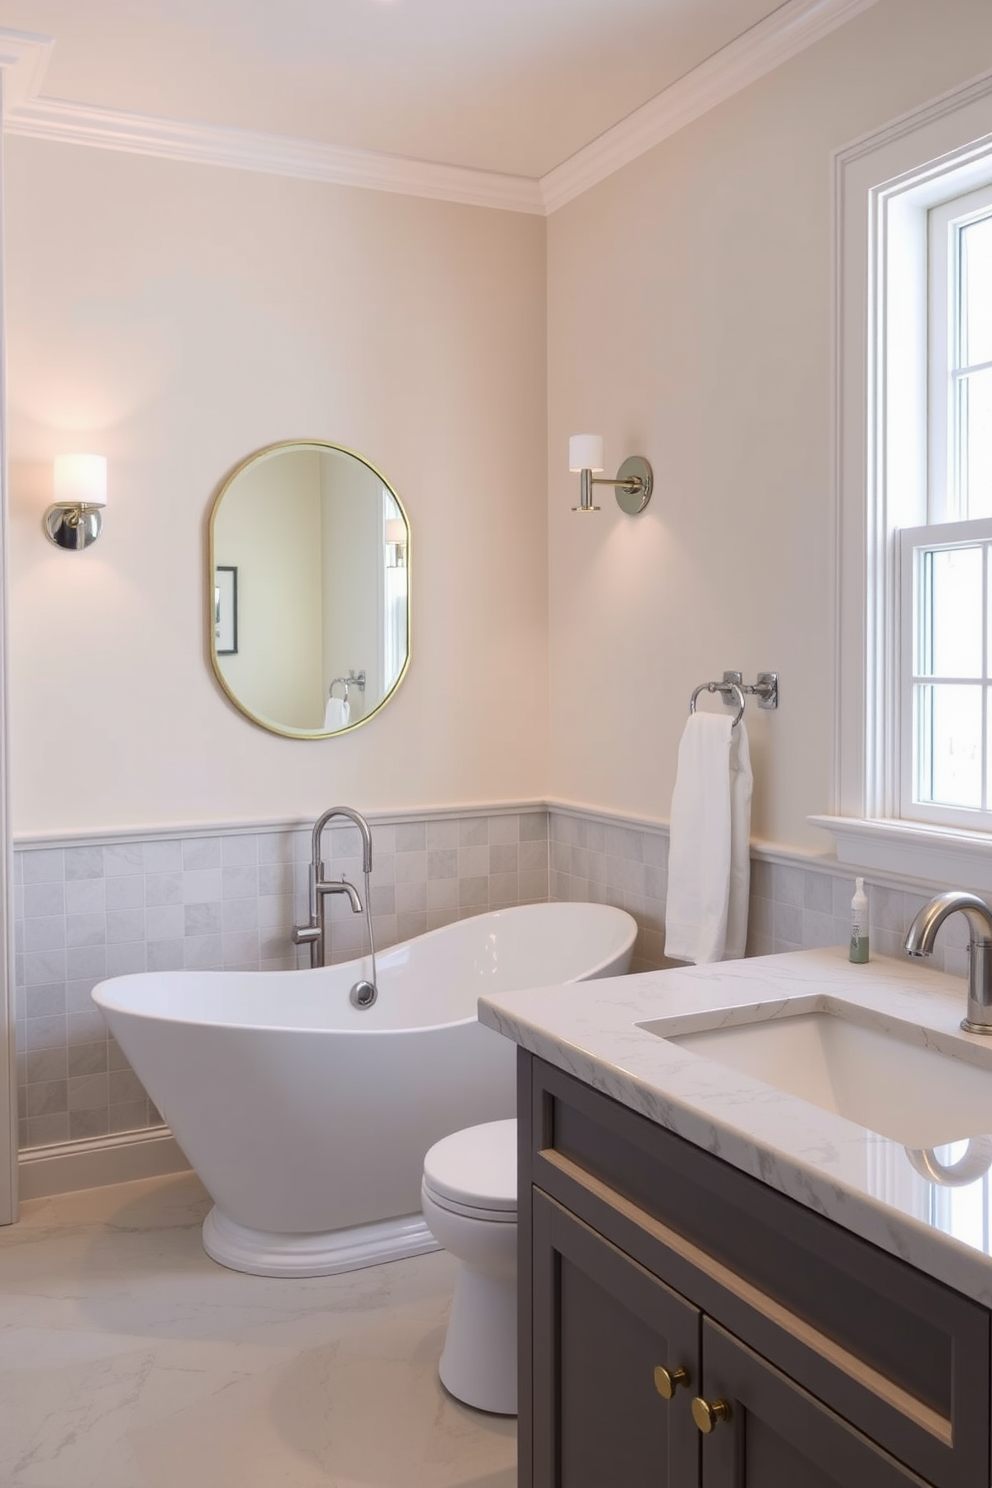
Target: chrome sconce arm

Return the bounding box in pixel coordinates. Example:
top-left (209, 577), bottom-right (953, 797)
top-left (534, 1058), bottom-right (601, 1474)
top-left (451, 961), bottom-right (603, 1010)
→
top-left (569, 435), bottom-right (653, 515)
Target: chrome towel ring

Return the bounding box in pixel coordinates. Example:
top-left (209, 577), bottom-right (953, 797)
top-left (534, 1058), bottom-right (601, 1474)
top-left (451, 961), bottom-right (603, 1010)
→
top-left (690, 680), bottom-right (746, 728)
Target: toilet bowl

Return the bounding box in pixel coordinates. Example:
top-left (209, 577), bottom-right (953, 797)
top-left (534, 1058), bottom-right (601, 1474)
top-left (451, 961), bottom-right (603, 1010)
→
top-left (421, 1117), bottom-right (518, 1415)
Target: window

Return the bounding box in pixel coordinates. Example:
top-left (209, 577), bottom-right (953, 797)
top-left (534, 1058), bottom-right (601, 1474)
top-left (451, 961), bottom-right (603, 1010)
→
top-left (813, 76), bottom-right (992, 881)
top-left (898, 186), bottom-right (992, 832)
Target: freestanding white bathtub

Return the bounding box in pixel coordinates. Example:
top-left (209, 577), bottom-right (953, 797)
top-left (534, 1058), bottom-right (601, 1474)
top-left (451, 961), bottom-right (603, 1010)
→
top-left (92, 901), bottom-right (637, 1276)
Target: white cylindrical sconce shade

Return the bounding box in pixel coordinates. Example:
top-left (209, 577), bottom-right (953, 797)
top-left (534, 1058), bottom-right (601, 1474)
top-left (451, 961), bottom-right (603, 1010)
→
top-left (54, 453), bottom-right (107, 508)
top-left (384, 517), bottom-right (406, 545)
top-left (568, 434), bottom-right (604, 473)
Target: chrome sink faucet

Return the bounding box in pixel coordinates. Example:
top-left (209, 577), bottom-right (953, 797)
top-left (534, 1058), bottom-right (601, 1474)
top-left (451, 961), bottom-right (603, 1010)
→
top-left (904, 891), bottom-right (992, 1034)
top-left (292, 806), bottom-right (374, 969)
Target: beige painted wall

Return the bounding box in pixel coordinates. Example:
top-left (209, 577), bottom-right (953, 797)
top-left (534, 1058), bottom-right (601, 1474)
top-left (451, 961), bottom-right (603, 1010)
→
top-left (6, 0), bottom-right (991, 849)
top-left (5, 141), bottom-right (548, 833)
top-left (546, 0), bottom-right (992, 850)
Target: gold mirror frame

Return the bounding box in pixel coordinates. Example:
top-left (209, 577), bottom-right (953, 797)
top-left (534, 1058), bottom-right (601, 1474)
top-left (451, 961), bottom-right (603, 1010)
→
top-left (208, 440), bottom-right (410, 739)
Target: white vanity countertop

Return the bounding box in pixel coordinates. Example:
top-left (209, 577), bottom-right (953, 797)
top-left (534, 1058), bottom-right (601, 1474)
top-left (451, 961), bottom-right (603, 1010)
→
top-left (477, 947), bottom-right (992, 1306)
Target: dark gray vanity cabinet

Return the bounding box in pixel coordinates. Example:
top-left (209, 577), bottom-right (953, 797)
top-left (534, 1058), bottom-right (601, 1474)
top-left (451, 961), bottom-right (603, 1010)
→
top-left (517, 1051), bottom-right (992, 1488)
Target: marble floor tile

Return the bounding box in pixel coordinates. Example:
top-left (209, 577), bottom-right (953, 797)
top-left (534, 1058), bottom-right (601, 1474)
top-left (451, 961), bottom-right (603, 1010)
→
top-left (0, 1172), bottom-right (516, 1488)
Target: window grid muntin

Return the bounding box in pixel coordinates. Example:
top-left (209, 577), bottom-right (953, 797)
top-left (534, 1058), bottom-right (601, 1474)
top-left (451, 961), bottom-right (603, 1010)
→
top-left (933, 192), bottom-right (992, 522)
top-left (900, 519), bottom-right (992, 830)
top-left (912, 537), bottom-right (989, 812)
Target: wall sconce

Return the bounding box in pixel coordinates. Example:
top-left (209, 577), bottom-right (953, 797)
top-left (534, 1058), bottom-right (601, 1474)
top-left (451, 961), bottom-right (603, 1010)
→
top-left (45, 454), bottom-right (108, 550)
top-left (385, 516), bottom-right (407, 567)
top-left (569, 434), bottom-right (653, 515)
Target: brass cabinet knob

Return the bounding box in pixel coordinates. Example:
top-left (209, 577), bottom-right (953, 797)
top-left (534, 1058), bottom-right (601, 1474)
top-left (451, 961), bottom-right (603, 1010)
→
top-left (691, 1396), bottom-right (732, 1433)
top-left (653, 1365), bottom-right (690, 1399)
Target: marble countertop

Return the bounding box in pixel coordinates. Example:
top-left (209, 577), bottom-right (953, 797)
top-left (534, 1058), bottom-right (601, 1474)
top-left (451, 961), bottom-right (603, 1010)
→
top-left (477, 947), bottom-right (992, 1307)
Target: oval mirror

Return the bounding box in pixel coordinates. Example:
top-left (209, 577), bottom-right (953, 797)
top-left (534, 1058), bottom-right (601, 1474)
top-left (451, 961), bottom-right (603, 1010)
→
top-left (208, 441), bottom-right (410, 737)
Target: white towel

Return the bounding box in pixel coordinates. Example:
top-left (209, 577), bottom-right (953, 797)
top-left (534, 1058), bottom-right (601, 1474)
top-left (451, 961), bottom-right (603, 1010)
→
top-left (324, 696), bottom-right (350, 730)
top-left (664, 712), bottom-right (753, 965)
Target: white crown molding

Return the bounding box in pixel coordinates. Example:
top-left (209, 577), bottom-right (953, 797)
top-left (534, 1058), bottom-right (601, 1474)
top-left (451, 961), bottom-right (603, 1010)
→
top-left (0, 27), bottom-right (53, 113)
top-left (6, 97), bottom-right (547, 214)
top-left (540, 0), bottom-right (882, 213)
top-left (0, 26), bottom-right (543, 211)
top-left (0, 0), bottom-right (878, 215)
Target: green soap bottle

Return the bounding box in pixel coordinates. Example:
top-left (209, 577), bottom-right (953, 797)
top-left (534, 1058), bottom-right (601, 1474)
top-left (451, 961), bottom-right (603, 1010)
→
top-left (849, 877), bottom-right (869, 963)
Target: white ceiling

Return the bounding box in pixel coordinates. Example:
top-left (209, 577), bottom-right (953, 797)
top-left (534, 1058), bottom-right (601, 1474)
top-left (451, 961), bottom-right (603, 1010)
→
top-left (1, 0), bottom-right (795, 178)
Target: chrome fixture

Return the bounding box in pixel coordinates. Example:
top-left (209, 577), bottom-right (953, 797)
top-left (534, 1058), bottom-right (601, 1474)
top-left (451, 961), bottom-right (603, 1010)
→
top-left (569, 434), bottom-right (653, 515)
top-left (689, 671), bottom-right (779, 727)
top-left (292, 807), bottom-right (377, 981)
top-left (904, 891), bottom-right (992, 1033)
top-left (329, 669), bottom-right (366, 701)
top-left (44, 453), bottom-right (108, 550)
top-left (385, 517), bottom-right (407, 567)
top-left (350, 978), bottom-right (377, 1008)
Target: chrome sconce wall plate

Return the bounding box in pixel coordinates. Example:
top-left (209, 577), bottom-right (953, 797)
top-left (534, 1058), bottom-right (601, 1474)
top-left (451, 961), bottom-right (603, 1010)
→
top-left (44, 453), bottom-right (108, 550)
top-left (569, 434), bottom-right (653, 514)
top-left (385, 516), bottom-right (407, 567)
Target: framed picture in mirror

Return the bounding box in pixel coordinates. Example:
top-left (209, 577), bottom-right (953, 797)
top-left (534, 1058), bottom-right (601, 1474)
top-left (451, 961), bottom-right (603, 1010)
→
top-left (215, 565), bottom-right (238, 655)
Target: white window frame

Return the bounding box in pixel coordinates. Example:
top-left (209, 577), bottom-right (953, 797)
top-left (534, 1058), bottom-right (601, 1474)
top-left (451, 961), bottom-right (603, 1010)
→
top-left (810, 72), bottom-right (992, 886)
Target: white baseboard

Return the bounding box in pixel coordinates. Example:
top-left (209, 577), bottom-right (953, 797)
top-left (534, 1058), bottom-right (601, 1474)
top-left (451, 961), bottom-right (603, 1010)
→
top-left (18, 1126), bottom-right (190, 1202)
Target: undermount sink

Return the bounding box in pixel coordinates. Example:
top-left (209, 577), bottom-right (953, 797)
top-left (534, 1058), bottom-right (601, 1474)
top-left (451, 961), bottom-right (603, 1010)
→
top-left (641, 1007), bottom-right (992, 1149)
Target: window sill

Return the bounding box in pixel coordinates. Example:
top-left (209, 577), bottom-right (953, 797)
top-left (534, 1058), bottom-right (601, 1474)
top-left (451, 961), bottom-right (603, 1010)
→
top-left (808, 815), bottom-right (992, 893)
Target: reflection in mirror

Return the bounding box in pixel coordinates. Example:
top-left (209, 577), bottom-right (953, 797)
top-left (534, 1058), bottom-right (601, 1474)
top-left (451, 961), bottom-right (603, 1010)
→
top-left (209, 442), bottom-right (409, 737)
top-left (905, 1136), bottom-right (992, 1187)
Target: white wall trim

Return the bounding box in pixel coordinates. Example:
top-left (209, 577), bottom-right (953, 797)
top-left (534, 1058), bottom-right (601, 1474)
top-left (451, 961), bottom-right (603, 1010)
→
top-left (0, 1), bottom-right (878, 216)
top-left (18, 1128), bottom-right (189, 1202)
top-left (810, 814), bottom-right (992, 894)
top-left (0, 27), bottom-right (53, 112)
top-left (6, 96), bottom-right (547, 214)
top-left (540, 0), bottom-right (881, 213)
top-left (12, 800), bottom-right (549, 852)
top-left (16, 797), bottom-right (976, 901)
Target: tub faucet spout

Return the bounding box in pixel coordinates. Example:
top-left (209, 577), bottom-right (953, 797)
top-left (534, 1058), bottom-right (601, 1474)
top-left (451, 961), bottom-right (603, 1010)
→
top-left (293, 806), bottom-right (374, 968)
top-left (904, 890), bottom-right (992, 1034)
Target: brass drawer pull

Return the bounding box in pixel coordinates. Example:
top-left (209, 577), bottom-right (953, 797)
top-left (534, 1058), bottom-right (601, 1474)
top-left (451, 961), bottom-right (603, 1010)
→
top-left (653, 1365), bottom-right (690, 1399)
top-left (691, 1396), bottom-right (732, 1433)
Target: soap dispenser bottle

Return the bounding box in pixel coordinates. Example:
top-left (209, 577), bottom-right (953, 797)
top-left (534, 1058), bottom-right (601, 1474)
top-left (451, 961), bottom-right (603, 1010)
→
top-left (849, 878), bottom-right (869, 963)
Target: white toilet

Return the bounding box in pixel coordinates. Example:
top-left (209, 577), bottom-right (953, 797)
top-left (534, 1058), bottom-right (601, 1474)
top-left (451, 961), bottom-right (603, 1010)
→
top-left (421, 1118), bottom-right (518, 1415)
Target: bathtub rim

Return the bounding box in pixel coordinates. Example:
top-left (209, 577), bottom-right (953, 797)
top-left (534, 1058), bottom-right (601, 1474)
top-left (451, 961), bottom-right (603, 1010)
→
top-left (91, 901), bottom-right (638, 1037)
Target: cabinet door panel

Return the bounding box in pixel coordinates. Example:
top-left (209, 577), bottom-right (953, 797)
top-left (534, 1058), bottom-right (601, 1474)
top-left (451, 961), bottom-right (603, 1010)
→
top-left (533, 1191), bottom-right (700, 1488)
top-left (699, 1320), bottom-right (929, 1488)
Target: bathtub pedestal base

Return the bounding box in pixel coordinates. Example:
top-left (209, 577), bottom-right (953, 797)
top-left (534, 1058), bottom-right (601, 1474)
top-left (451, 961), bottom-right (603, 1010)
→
top-left (202, 1206), bottom-right (441, 1278)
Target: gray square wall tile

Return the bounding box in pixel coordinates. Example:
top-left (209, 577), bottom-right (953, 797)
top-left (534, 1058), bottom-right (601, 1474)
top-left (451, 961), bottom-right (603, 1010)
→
top-left (23, 882), bottom-right (65, 918)
top-left (66, 879), bottom-right (106, 915)
top-left (183, 837), bottom-right (222, 870)
top-left (427, 819), bottom-right (459, 850)
top-left (105, 843), bottom-right (145, 877)
top-left (223, 833), bottom-right (259, 867)
top-left (396, 822), bottom-right (427, 853)
top-left (64, 847), bottom-right (105, 881)
top-left (22, 849), bottom-right (64, 885)
top-left (144, 840), bottom-right (183, 873)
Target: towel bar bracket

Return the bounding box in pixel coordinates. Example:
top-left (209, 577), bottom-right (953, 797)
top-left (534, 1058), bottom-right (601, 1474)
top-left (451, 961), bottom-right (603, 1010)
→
top-left (722, 671), bottom-right (778, 711)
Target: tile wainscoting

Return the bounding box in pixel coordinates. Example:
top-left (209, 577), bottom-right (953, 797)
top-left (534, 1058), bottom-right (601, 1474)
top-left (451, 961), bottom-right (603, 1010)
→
top-left (12, 802), bottom-right (971, 1177)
